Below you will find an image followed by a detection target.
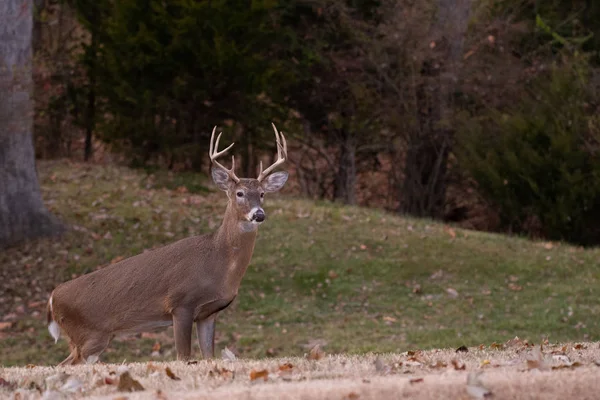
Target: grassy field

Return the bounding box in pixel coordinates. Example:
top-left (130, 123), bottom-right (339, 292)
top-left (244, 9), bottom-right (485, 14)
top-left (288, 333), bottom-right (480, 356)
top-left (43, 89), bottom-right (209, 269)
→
top-left (1, 160), bottom-right (599, 367)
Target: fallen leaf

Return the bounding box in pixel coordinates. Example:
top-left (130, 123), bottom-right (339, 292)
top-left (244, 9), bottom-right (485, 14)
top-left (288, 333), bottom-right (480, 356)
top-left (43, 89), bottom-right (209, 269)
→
top-left (60, 376), bottom-right (83, 393)
top-left (118, 371), bottom-right (144, 392)
top-left (0, 378), bottom-right (16, 390)
top-left (374, 357), bottom-right (391, 374)
top-left (278, 363), bottom-right (293, 372)
top-left (156, 389), bottom-right (168, 400)
top-left (222, 347), bottom-right (237, 361)
top-left (490, 342), bottom-right (504, 350)
top-left (0, 322), bottom-right (12, 330)
top-left (526, 347), bottom-right (549, 371)
top-left (410, 378), bottom-right (424, 384)
top-left (480, 359), bottom-right (491, 367)
top-left (466, 372), bottom-right (492, 399)
top-left (574, 343), bottom-right (586, 350)
top-left (508, 283), bottom-right (522, 291)
top-left (346, 392), bottom-right (360, 400)
top-left (446, 227), bottom-right (456, 238)
top-left (328, 270), bottom-right (338, 279)
top-left (383, 316), bottom-right (397, 323)
top-left (186, 361), bottom-right (198, 365)
top-left (431, 360), bottom-right (447, 369)
top-left (505, 336), bottom-right (523, 348)
top-left (446, 288), bottom-right (459, 298)
top-left (552, 361), bottom-right (582, 370)
top-left (165, 367), bottom-right (181, 381)
top-left (249, 369), bottom-right (268, 381)
top-left (308, 344), bottom-right (325, 360)
top-left (26, 364), bottom-right (36, 369)
top-left (146, 363), bottom-right (160, 373)
top-left (456, 345), bottom-right (469, 353)
top-left (451, 359), bottom-right (466, 370)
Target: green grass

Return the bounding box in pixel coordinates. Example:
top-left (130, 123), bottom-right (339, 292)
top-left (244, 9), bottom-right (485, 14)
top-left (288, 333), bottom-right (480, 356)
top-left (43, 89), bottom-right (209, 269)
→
top-left (1, 160), bottom-right (599, 366)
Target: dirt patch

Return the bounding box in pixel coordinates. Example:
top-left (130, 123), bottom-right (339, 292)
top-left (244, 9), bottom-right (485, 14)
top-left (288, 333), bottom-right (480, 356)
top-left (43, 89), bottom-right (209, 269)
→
top-left (2, 340), bottom-right (600, 399)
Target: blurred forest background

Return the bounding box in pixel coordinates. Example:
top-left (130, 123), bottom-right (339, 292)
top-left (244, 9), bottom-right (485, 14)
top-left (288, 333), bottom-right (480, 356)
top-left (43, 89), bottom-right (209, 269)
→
top-left (26, 0), bottom-right (600, 245)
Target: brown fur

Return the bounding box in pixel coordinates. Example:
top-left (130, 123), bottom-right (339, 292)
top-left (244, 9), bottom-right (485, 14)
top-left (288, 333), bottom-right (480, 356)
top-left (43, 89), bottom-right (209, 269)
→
top-left (48, 152), bottom-right (288, 365)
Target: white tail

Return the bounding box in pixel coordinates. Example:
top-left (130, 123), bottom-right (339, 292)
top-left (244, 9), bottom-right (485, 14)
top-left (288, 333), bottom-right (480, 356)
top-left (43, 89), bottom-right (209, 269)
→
top-left (47, 124), bottom-right (289, 365)
top-left (47, 295), bottom-right (60, 343)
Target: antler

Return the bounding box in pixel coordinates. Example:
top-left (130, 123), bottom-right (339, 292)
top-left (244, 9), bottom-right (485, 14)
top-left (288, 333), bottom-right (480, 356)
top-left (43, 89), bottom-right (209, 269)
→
top-left (257, 123), bottom-right (288, 182)
top-left (209, 126), bottom-right (240, 183)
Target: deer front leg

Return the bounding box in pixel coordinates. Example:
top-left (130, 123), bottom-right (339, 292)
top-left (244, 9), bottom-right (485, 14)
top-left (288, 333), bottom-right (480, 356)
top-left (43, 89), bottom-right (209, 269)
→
top-left (172, 308), bottom-right (194, 361)
top-left (196, 315), bottom-right (216, 358)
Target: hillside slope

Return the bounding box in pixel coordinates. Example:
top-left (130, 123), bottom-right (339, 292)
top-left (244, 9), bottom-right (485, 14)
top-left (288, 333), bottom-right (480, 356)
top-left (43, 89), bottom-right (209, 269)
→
top-left (1, 160), bottom-right (599, 366)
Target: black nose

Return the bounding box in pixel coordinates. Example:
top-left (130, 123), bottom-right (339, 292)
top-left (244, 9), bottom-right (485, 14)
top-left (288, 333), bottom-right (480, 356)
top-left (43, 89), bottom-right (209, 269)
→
top-left (254, 209), bottom-right (265, 222)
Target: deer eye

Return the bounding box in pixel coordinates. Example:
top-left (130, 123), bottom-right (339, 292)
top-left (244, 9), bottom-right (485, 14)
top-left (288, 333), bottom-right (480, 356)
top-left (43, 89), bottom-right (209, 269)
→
top-left (260, 192), bottom-right (265, 198)
top-left (236, 191), bottom-right (244, 198)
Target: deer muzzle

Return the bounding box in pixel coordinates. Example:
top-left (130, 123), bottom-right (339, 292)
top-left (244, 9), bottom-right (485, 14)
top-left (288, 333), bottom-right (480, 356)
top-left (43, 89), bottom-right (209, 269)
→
top-left (251, 208), bottom-right (265, 223)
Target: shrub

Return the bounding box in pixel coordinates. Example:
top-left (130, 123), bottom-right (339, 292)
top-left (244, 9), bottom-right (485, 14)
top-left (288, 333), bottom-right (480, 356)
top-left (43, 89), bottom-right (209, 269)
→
top-left (458, 57), bottom-right (600, 246)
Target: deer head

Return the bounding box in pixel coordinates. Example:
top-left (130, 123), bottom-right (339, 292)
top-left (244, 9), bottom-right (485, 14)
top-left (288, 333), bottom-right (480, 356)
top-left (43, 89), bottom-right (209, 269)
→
top-left (209, 123), bottom-right (289, 227)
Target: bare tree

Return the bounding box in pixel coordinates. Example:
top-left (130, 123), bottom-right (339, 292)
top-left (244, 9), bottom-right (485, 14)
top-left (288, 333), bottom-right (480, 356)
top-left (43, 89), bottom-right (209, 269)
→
top-left (0, 0), bottom-right (63, 247)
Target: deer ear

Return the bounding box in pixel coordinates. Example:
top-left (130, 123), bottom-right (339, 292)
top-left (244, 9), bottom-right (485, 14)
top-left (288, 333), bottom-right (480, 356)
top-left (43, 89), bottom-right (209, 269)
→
top-left (262, 171), bottom-right (289, 192)
top-left (211, 167), bottom-right (231, 191)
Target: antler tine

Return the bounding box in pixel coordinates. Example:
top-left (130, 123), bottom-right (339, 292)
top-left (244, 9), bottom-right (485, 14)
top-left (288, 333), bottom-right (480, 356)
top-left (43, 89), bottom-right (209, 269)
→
top-left (209, 126), bottom-right (240, 183)
top-left (257, 123), bottom-right (288, 182)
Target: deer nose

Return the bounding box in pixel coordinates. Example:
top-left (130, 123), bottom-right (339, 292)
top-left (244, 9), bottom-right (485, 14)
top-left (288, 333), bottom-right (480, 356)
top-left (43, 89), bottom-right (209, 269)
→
top-left (253, 209), bottom-right (265, 222)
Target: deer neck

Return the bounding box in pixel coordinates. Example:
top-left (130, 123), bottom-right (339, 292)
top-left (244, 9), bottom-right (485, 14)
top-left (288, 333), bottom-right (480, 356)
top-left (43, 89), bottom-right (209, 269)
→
top-left (214, 202), bottom-right (258, 285)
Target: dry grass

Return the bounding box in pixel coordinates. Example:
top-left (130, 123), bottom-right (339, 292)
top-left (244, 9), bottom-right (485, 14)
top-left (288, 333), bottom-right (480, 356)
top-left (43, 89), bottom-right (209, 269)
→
top-left (2, 340), bottom-right (600, 399)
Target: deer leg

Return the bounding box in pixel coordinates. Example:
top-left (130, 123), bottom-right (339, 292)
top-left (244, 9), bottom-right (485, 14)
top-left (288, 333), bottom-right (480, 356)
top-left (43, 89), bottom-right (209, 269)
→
top-left (80, 334), bottom-right (111, 364)
top-left (173, 308), bottom-right (194, 361)
top-left (58, 348), bottom-right (77, 366)
top-left (196, 315), bottom-right (216, 358)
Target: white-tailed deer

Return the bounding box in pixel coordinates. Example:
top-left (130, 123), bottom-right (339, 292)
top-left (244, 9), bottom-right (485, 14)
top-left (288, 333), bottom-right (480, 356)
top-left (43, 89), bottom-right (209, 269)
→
top-left (46, 124), bottom-right (289, 365)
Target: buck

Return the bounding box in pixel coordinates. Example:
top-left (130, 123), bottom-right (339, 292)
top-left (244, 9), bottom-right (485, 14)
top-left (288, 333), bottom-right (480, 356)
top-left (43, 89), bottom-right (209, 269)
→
top-left (46, 124), bottom-right (289, 365)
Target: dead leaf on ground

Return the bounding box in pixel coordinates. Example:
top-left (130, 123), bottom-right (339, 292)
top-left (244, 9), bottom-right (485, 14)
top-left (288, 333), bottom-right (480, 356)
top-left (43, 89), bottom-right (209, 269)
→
top-left (374, 357), bottom-right (391, 374)
top-left (146, 363), bottom-right (160, 373)
top-left (451, 359), bottom-right (466, 370)
top-left (410, 378), bottom-right (424, 384)
top-left (445, 226), bottom-right (457, 238)
top-left (118, 371), bottom-right (144, 392)
top-left (456, 345), bottom-right (469, 353)
top-left (279, 363), bottom-right (293, 372)
top-left (26, 364), bottom-right (36, 369)
top-left (505, 336), bottom-right (523, 348)
top-left (446, 288), bottom-right (459, 298)
top-left (574, 343), bottom-right (586, 350)
top-left (490, 342), bottom-right (504, 350)
top-left (431, 360), bottom-right (447, 369)
top-left (249, 369), bottom-right (269, 382)
top-left (526, 347), bottom-right (549, 371)
top-left (0, 322), bottom-right (12, 330)
top-left (187, 361), bottom-right (198, 365)
top-left (0, 378), bottom-right (16, 390)
top-left (466, 372), bottom-right (492, 399)
top-left (156, 389), bottom-right (168, 400)
top-left (345, 392), bottom-right (360, 400)
top-left (308, 344), bottom-right (325, 360)
top-left (552, 361), bottom-right (582, 370)
top-left (165, 367), bottom-right (181, 381)
top-left (209, 367), bottom-right (233, 379)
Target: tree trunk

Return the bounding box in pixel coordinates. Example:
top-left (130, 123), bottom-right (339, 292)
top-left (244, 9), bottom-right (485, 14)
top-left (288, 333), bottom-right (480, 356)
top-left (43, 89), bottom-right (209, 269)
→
top-left (333, 129), bottom-right (357, 205)
top-left (84, 25), bottom-right (97, 162)
top-left (0, 0), bottom-right (63, 248)
top-left (399, 0), bottom-right (470, 218)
